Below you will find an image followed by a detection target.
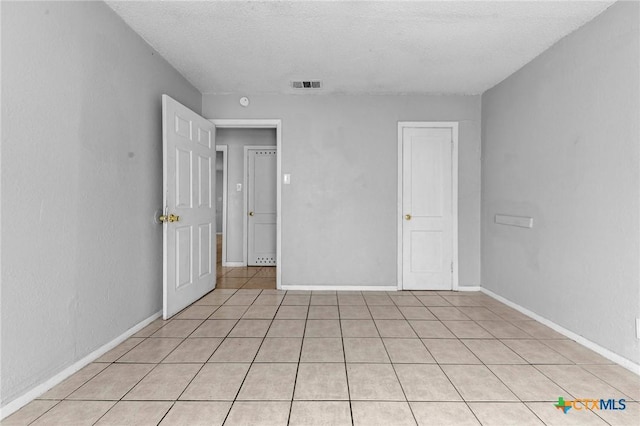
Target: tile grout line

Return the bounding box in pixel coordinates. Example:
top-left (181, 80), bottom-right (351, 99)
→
top-left (337, 293), bottom-right (356, 426)
top-left (154, 287), bottom-right (243, 425)
top-left (285, 292), bottom-right (311, 425)
top-left (363, 294), bottom-right (419, 425)
top-left (173, 292), bottom-right (248, 396)
top-left (104, 288), bottom-right (244, 425)
top-left (581, 364), bottom-right (640, 402)
top-left (413, 294), bottom-right (527, 425)
top-left (530, 364), bottom-right (618, 425)
top-left (36, 324), bottom-right (166, 424)
top-left (433, 364), bottom-right (483, 425)
top-left (451, 295), bottom-right (596, 424)
top-left (437, 296), bottom-right (547, 424)
top-left (90, 360), bottom-right (169, 424)
top-left (219, 289), bottom-right (282, 425)
top-left (25, 400), bottom-right (63, 426)
top-left (56, 316), bottom-right (184, 426)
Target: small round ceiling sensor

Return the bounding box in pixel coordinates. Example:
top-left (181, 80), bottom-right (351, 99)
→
top-left (239, 96), bottom-right (250, 107)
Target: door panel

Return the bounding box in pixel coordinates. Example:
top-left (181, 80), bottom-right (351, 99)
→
top-left (411, 137), bottom-right (443, 217)
top-left (198, 156), bottom-right (212, 208)
top-left (176, 148), bottom-right (192, 209)
top-left (163, 95), bottom-right (216, 319)
top-left (176, 226), bottom-right (192, 288)
top-left (410, 230), bottom-right (443, 273)
top-left (198, 127), bottom-right (212, 148)
top-left (254, 154), bottom-right (277, 213)
top-left (198, 223), bottom-right (212, 278)
top-left (402, 127), bottom-right (453, 290)
top-left (255, 223), bottom-right (277, 252)
top-left (248, 149), bottom-right (276, 266)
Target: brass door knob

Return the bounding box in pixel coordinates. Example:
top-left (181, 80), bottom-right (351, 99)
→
top-left (405, 214), bottom-right (412, 220)
top-left (249, 211), bottom-right (254, 216)
top-left (159, 214), bottom-right (180, 223)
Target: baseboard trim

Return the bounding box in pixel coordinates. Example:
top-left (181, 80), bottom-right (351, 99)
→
top-left (222, 261), bottom-right (245, 267)
top-left (480, 287), bottom-right (640, 376)
top-left (457, 286), bottom-right (482, 292)
top-left (0, 310), bottom-right (162, 420)
top-left (282, 285), bottom-right (399, 292)
top-left (280, 285), bottom-right (482, 292)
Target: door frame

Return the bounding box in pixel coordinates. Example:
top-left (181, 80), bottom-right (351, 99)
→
top-left (215, 145), bottom-right (229, 266)
top-left (244, 145), bottom-right (277, 267)
top-left (397, 121), bottom-right (459, 291)
top-left (210, 119), bottom-right (282, 289)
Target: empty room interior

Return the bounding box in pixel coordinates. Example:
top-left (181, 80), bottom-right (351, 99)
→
top-left (1, 1), bottom-right (639, 425)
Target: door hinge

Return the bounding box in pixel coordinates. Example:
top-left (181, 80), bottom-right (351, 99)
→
top-left (450, 262), bottom-right (453, 273)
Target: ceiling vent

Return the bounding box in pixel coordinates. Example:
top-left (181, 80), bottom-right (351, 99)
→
top-left (291, 80), bottom-right (322, 89)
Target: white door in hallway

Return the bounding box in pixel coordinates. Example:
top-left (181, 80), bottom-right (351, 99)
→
top-left (400, 125), bottom-right (455, 290)
top-left (162, 95), bottom-right (216, 319)
top-left (246, 148), bottom-right (277, 266)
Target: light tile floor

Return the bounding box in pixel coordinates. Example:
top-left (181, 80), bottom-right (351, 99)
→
top-left (4, 265), bottom-right (639, 425)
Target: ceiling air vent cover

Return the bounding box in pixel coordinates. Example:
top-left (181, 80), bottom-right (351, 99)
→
top-left (291, 80), bottom-right (322, 89)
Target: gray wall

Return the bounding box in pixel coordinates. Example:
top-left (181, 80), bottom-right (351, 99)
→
top-left (203, 95), bottom-right (481, 287)
top-left (216, 128), bottom-right (277, 263)
top-left (481, 1), bottom-right (639, 363)
top-left (1, 1), bottom-right (201, 407)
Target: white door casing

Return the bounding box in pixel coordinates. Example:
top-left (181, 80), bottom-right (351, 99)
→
top-left (216, 145), bottom-right (229, 266)
top-left (246, 147), bottom-right (277, 266)
top-left (398, 122), bottom-right (458, 290)
top-left (162, 95), bottom-right (216, 319)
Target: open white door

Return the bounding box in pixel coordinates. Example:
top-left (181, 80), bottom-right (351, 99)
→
top-left (246, 147), bottom-right (277, 266)
top-left (162, 95), bottom-right (216, 319)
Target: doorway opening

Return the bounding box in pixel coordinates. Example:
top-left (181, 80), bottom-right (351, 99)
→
top-left (211, 120), bottom-right (282, 289)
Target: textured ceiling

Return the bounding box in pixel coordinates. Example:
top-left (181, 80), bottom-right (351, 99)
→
top-left (106, 1), bottom-right (614, 95)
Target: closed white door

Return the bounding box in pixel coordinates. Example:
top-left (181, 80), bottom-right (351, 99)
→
top-left (162, 95), bottom-right (216, 319)
top-left (247, 148), bottom-right (277, 266)
top-left (401, 126), bottom-right (454, 290)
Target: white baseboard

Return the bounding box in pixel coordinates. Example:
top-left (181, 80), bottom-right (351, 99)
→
top-left (456, 286), bottom-right (482, 292)
top-left (222, 261), bottom-right (245, 267)
top-left (280, 285), bottom-right (482, 292)
top-left (0, 310), bottom-right (162, 420)
top-left (480, 287), bottom-right (640, 376)
top-left (282, 285), bottom-right (399, 292)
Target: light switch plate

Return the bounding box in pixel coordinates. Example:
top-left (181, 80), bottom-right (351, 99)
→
top-left (236, 183), bottom-right (242, 192)
top-left (283, 174), bottom-right (291, 184)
